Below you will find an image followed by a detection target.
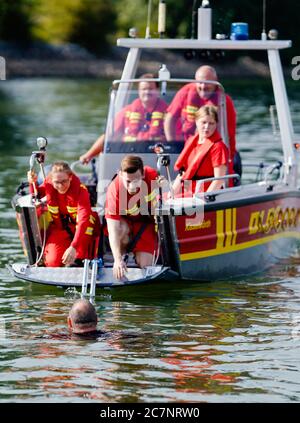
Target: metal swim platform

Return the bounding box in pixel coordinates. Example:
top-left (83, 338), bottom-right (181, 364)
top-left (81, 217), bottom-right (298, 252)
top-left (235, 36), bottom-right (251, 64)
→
top-left (7, 263), bottom-right (173, 288)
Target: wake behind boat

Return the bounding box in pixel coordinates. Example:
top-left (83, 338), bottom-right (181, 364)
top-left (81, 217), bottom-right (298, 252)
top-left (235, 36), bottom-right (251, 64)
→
top-left (8, 2), bottom-right (300, 288)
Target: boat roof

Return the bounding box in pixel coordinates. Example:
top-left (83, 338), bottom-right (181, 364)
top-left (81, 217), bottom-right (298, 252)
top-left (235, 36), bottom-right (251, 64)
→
top-left (117, 38), bottom-right (292, 51)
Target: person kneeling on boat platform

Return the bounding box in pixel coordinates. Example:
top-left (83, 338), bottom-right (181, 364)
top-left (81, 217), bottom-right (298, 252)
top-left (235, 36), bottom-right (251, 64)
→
top-left (173, 105), bottom-right (229, 195)
top-left (27, 161), bottom-right (100, 267)
top-left (105, 155), bottom-right (158, 280)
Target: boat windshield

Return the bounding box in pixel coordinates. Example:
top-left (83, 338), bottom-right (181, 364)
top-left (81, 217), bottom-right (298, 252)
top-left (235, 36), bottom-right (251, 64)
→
top-left (104, 78), bottom-right (229, 150)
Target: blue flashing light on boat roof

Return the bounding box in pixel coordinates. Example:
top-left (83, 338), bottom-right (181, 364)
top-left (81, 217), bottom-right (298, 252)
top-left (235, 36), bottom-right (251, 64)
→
top-left (230, 22), bottom-right (249, 41)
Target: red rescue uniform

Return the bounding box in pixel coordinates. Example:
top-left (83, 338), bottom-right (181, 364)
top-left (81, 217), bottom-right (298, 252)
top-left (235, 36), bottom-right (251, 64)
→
top-left (167, 83), bottom-right (236, 160)
top-left (114, 98), bottom-right (168, 142)
top-left (105, 166), bottom-right (158, 254)
top-left (35, 174), bottom-right (100, 267)
top-left (174, 130), bottom-right (229, 192)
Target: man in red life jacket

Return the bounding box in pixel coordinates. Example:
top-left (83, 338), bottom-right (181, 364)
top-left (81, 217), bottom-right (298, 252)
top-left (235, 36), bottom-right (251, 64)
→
top-left (105, 155), bottom-right (158, 280)
top-left (164, 65), bottom-right (237, 162)
top-left (80, 74), bottom-right (168, 164)
top-left (28, 161), bottom-right (100, 267)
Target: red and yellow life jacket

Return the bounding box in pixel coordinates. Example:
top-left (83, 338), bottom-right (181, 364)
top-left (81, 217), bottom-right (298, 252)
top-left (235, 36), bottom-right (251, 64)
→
top-left (41, 174), bottom-right (99, 248)
top-left (105, 166), bottom-right (158, 222)
top-left (122, 98), bottom-right (167, 142)
top-left (182, 84), bottom-right (222, 139)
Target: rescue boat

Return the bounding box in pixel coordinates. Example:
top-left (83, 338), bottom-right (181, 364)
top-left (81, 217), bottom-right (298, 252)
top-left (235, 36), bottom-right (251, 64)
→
top-left (8, 2), bottom-right (300, 288)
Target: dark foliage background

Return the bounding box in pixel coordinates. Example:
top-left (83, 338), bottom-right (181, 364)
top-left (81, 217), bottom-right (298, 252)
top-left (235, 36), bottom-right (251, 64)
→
top-left (0, 0), bottom-right (298, 62)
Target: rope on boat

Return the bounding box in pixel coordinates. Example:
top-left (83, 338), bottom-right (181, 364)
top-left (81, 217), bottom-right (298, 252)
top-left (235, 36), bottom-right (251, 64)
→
top-left (152, 225), bottom-right (161, 267)
top-left (32, 212), bottom-right (47, 267)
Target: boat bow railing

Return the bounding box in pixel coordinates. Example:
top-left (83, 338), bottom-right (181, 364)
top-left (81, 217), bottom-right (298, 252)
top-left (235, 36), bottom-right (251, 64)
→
top-left (112, 77), bottom-right (225, 110)
top-left (242, 161), bottom-right (284, 184)
top-left (112, 78), bottom-right (224, 86)
top-left (194, 174), bottom-right (241, 202)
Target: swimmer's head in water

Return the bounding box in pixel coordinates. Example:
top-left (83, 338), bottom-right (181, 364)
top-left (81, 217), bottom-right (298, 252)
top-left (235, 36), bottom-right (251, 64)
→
top-left (68, 299), bottom-right (98, 334)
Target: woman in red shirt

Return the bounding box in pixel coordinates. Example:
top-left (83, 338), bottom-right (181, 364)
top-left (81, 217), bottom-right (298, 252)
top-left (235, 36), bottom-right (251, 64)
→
top-left (173, 105), bottom-right (229, 195)
top-left (28, 161), bottom-right (99, 267)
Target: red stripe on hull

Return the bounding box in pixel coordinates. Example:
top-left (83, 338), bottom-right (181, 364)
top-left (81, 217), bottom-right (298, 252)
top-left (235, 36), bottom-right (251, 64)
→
top-left (175, 198), bottom-right (300, 256)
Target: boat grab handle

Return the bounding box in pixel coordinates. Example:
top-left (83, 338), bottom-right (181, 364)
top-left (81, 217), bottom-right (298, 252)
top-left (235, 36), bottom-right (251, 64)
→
top-left (194, 173), bottom-right (240, 194)
top-left (263, 161), bottom-right (283, 183)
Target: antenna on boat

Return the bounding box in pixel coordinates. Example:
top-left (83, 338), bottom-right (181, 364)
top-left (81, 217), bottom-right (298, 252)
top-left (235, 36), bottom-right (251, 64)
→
top-left (158, 0), bottom-right (166, 38)
top-left (261, 0), bottom-right (267, 40)
top-left (191, 0), bottom-right (198, 39)
top-left (145, 0), bottom-right (152, 38)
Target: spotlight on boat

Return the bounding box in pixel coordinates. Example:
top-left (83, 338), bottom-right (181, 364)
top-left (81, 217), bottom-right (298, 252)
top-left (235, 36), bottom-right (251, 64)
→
top-left (214, 50), bottom-right (226, 60)
top-left (268, 29), bottom-right (278, 40)
top-left (215, 33), bottom-right (226, 40)
top-left (36, 136), bottom-right (48, 150)
top-left (198, 50), bottom-right (210, 60)
top-left (129, 27), bottom-right (138, 38)
top-left (184, 50), bottom-right (196, 60)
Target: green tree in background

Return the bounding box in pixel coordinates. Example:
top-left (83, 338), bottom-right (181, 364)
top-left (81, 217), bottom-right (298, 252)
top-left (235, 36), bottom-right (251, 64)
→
top-left (31, 0), bottom-right (82, 44)
top-left (69, 0), bottom-right (116, 54)
top-left (113, 0), bottom-right (300, 61)
top-left (0, 0), bottom-right (33, 42)
top-left (114, 0), bottom-right (191, 39)
top-left (162, 0), bottom-right (192, 38)
top-left (0, 0), bottom-right (299, 61)
top-left (32, 0), bottom-right (116, 54)
top-left (115, 0), bottom-right (158, 39)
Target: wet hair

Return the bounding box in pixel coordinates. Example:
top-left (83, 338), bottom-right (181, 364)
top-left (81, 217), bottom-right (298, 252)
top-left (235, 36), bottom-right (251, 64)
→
top-left (138, 73), bottom-right (159, 88)
top-left (69, 299), bottom-right (98, 326)
top-left (50, 161), bottom-right (72, 176)
top-left (121, 155), bottom-right (144, 174)
top-left (195, 105), bottom-right (218, 123)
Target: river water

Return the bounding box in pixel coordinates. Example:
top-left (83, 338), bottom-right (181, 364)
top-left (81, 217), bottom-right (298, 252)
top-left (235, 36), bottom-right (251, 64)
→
top-left (1, 77), bottom-right (300, 403)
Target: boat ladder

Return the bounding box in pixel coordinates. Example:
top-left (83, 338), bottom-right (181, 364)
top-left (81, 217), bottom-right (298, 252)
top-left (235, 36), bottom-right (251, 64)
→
top-left (81, 259), bottom-right (98, 301)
